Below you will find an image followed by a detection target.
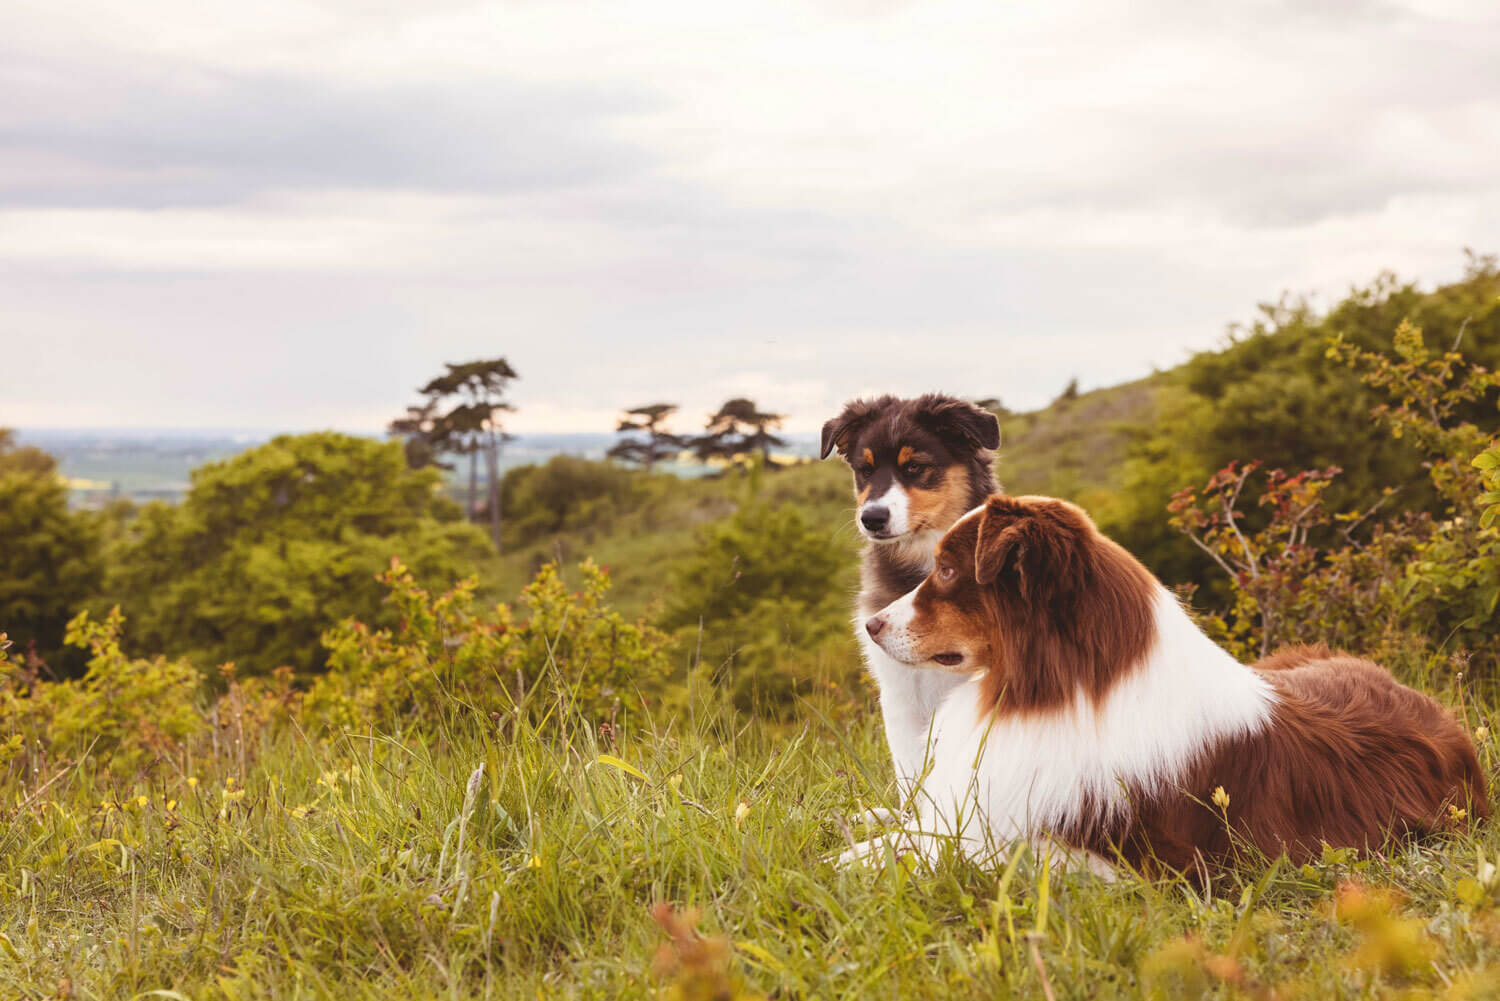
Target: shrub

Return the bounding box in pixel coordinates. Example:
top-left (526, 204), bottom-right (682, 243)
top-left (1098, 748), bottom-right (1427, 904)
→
top-left (101, 432), bottom-right (492, 677)
top-left (500, 455), bottom-right (656, 548)
top-left (663, 502), bottom-right (862, 718)
top-left (0, 433), bottom-right (103, 673)
top-left (1171, 319), bottom-right (1500, 679)
top-left (305, 558), bottom-right (671, 729)
top-left (0, 609), bottom-right (203, 777)
top-left (1113, 257), bottom-right (1500, 588)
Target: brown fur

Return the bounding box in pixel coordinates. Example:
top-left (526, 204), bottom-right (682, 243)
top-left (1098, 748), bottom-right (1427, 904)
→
top-left (894, 494), bottom-right (1489, 874)
top-left (889, 495), bottom-right (1157, 712)
top-left (1092, 653), bottom-right (1491, 873)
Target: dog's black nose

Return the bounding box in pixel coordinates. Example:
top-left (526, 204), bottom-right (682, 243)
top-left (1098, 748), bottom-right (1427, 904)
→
top-left (861, 505), bottom-right (890, 532)
top-left (866, 616), bottom-right (886, 638)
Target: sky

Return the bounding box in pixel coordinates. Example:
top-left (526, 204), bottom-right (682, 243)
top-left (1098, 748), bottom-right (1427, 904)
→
top-left (3, 0), bottom-right (1498, 434)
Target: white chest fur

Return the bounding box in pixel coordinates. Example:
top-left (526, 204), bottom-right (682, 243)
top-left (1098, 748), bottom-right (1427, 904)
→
top-left (857, 617), bottom-right (966, 797)
top-left (914, 587), bottom-right (1277, 849)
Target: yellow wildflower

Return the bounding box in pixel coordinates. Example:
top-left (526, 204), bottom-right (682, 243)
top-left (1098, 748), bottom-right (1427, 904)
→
top-left (136, 795), bottom-right (149, 808)
top-left (734, 801), bottom-right (751, 827)
top-left (187, 777), bottom-right (198, 789)
top-left (1477, 726), bottom-right (1490, 742)
top-left (1211, 786), bottom-right (1230, 810)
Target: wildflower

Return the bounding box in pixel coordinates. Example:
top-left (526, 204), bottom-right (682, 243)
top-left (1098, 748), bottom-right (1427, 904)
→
top-left (1450, 804), bottom-right (1468, 822)
top-left (136, 795), bottom-right (149, 808)
top-left (734, 801), bottom-right (751, 827)
top-left (1211, 786), bottom-right (1230, 810)
top-left (225, 776), bottom-right (236, 788)
top-left (166, 800), bottom-right (177, 812)
top-left (1477, 726), bottom-right (1490, 742)
top-left (527, 854), bottom-right (543, 869)
top-left (187, 777), bottom-right (198, 789)
top-left (668, 774), bottom-right (683, 792)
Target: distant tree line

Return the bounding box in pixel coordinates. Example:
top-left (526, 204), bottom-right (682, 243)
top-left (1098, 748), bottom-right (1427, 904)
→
top-left (608, 398), bottom-right (786, 471)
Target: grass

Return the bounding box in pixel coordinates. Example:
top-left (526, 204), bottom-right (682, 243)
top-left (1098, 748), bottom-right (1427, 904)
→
top-left (7, 682), bottom-right (1500, 1000)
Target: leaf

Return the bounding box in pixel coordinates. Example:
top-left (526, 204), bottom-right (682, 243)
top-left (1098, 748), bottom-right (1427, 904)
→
top-left (736, 940), bottom-right (788, 974)
top-left (592, 754), bottom-right (650, 783)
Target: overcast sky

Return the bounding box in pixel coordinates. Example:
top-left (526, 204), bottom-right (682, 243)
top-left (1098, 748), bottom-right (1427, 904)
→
top-left (4, 0), bottom-right (1497, 434)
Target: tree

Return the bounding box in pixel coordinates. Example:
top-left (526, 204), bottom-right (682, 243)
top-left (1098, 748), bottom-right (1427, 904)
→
top-left (387, 399), bottom-right (453, 472)
top-left (101, 432), bottom-right (491, 677)
top-left (607, 403), bottom-right (684, 471)
top-left (393, 358), bottom-right (518, 551)
top-left (692, 398), bottom-right (787, 466)
top-left (0, 431), bottom-right (103, 675)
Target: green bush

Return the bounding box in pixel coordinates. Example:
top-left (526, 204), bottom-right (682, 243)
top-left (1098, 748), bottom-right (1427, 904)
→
top-left (500, 455), bottom-right (657, 548)
top-left (1172, 318), bottom-right (1500, 681)
top-left (100, 432), bottom-right (492, 677)
top-left (663, 502), bottom-right (862, 718)
top-left (305, 558), bottom-right (672, 729)
top-left (0, 433), bottom-right (103, 673)
top-left (0, 608), bottom-right (203, 777)
top-left (1109, 256), bottom-right (1500, 589)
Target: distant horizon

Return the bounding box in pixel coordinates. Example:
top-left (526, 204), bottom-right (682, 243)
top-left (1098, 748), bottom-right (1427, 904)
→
top-left (11, 2), bottom-right (1496, 436)
top-left (13, 426), bottom-right (823, 441)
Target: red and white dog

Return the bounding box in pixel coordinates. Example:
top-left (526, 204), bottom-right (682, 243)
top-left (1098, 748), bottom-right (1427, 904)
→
top-left (851, 493), bottom-right (1488, 875)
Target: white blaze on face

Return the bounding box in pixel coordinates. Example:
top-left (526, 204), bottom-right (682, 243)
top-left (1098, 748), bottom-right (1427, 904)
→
top-left (859, 483), bottom-right (911, 540)
top-left (869, 586), bottom-right (921, 663)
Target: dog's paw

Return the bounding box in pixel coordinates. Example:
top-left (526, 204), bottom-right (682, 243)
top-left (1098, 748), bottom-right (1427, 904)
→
top-left (832, 835), bottom-right (902, 870)
top-left (848, 807), bottom-right (901, 828)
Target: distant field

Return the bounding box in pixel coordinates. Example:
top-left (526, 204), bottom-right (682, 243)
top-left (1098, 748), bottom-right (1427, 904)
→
top-left (15, 429), bottom-right (824, 508)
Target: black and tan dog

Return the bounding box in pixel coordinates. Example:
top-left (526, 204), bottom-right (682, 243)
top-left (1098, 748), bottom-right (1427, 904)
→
top-left (820, 394), bottom-right (1001, 796)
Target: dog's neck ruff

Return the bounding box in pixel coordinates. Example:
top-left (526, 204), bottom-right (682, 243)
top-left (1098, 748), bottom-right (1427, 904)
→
top-left (920, 586), bottom-right (1276, 842)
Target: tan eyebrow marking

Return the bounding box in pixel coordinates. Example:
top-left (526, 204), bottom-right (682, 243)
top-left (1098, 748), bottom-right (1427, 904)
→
top-left (898, 446), bottom-right (914, 466)
top-left (862, 448), bottom-right (875, 467)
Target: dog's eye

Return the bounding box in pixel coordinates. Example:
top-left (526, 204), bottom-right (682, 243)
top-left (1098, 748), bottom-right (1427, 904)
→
top-left (938, 564), bottom-right (956, 581)
top-left (903, 462), bottom-right (926, 477)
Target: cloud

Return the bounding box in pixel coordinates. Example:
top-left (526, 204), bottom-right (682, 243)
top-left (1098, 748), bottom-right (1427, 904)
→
top-left (0, 46), bottom-right (655, 208)
top-left (1, 0), bottom-right (1497, 432)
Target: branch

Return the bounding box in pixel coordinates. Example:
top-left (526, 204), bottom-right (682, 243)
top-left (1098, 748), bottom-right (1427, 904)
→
top-left (1182, 529), bottom-right (1239, 582)
top-left (1220, 469), bottom-right (1259, 579)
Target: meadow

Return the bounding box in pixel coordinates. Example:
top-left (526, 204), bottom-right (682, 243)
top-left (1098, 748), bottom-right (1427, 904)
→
top-left (8, 660), bottom-right (1500, 1000)
top-left (5, 260), bottom-right (1500, 998)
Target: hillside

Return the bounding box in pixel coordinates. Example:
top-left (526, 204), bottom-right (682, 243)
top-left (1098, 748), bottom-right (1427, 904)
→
top-left (483, 460), bottom-right (856, 621)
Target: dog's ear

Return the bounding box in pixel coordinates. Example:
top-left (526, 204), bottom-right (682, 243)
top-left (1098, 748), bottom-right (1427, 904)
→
top-left (820, 397), bottom-right (889, 460)
top-left (912, 395), bottom-right (1001, 452)
top-left (975, 496), bottom-right (1091, 601)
